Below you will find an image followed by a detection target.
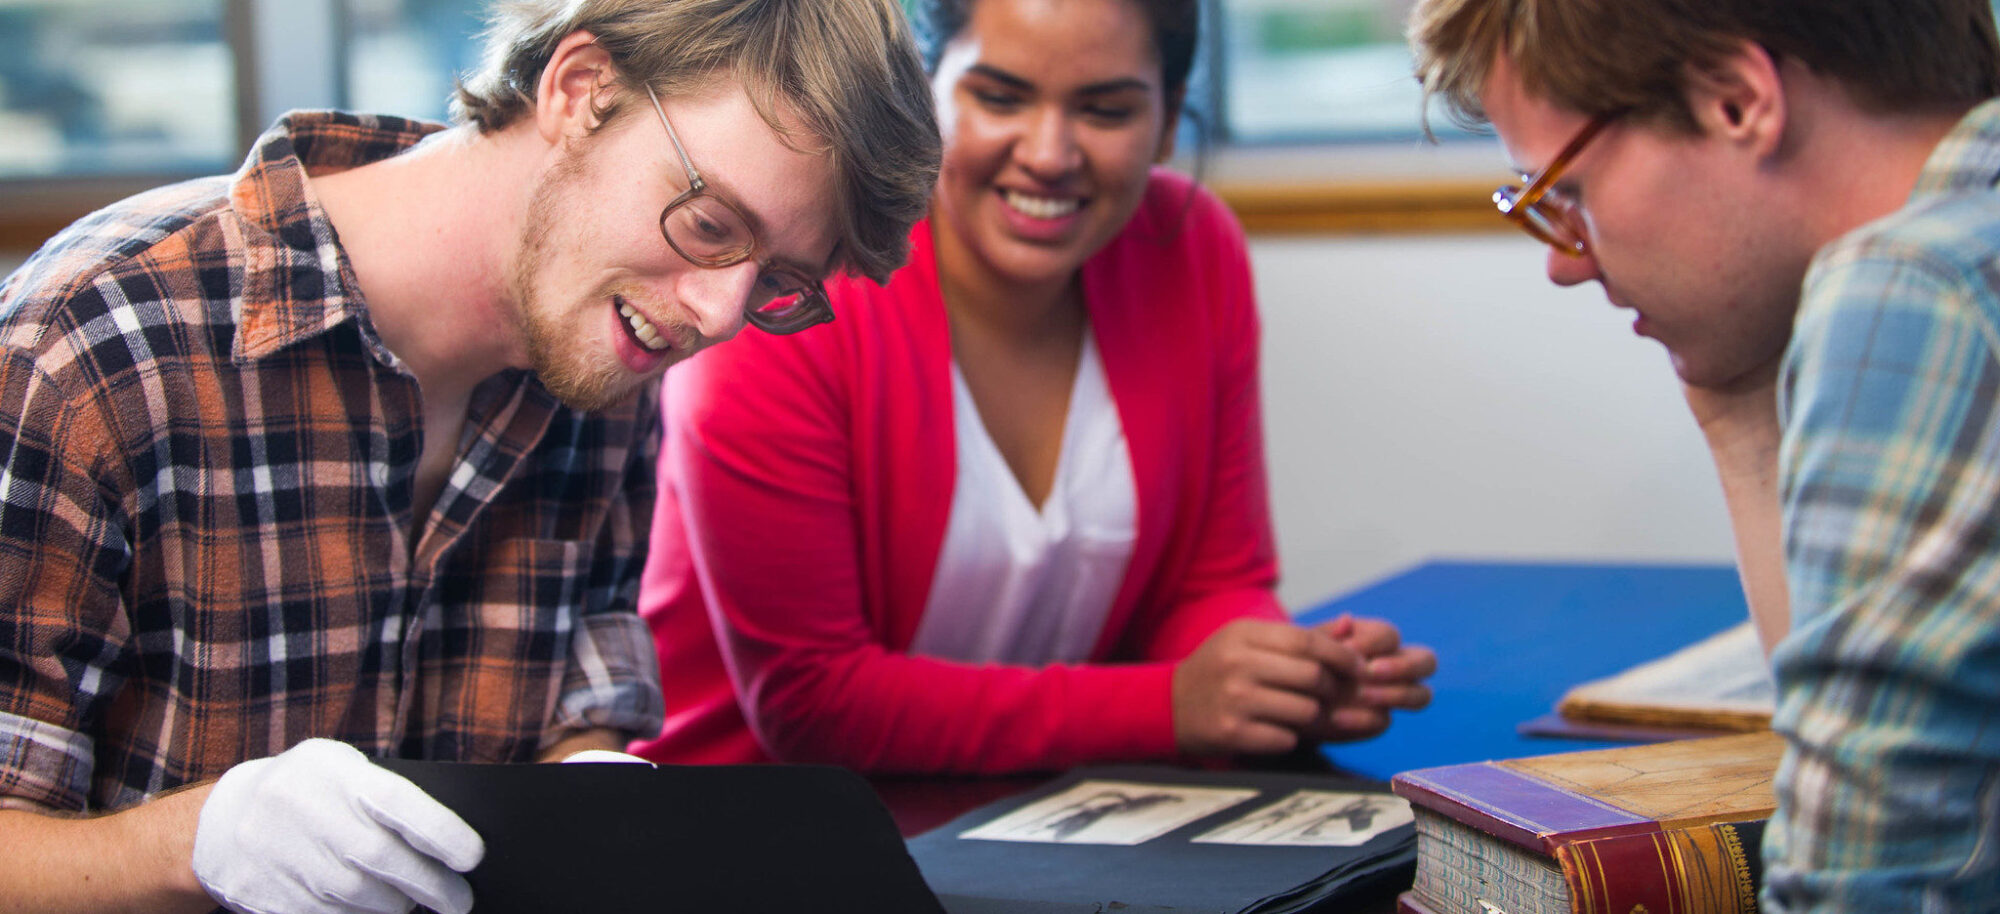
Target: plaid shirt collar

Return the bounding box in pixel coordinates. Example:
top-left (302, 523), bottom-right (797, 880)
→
top-left (228, 110), bottom-right (445, 363)
top-left (1910, 97), bottom-right (2000, 200)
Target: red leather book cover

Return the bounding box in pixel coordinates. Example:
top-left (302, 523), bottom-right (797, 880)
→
top-left (1557, 820), bottom-right (1765, 914)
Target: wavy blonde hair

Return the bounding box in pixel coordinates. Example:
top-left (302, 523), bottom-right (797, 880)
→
top-left (453, 0), bottom-right (940, 283)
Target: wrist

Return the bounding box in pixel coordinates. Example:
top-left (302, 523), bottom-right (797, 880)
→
top-left (131, 784), bottom-right (214, 908)
top-left (536, 728), bottom-right (630, 762)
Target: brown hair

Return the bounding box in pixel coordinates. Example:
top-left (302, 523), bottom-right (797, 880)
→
top-left (1410, 0), bottom-right (2000, 134)
top-left (453, 0), bottom-right (940, 283)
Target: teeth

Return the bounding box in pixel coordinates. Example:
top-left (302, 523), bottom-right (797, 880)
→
top-left (1003, 190), bottom-right (1080, 220)
top-left (619, 301), bottom-right (670, 351)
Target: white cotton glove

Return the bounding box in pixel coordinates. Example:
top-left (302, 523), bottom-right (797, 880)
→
top-left (193, 738), bottom-right (485, 914)
top-left (559, 749), bottom-right (657, 766)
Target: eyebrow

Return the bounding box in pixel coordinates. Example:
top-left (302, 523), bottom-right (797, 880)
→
top-left (964, 63), bottom-right (1154, 97)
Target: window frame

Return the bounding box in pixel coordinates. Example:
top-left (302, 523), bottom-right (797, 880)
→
top-left (0, 0), bottom-right (1507, 253)
top-left (0, 0), bottom-right (352, 251)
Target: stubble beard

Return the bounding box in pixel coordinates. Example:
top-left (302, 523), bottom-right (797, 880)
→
top-left (511, 144), bottom-right (634, 414)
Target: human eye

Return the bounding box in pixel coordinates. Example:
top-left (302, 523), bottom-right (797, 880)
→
top-left (973, 88), bottom-right (1025, 111)
top-left (1078, 87), bottom-right (1152, 125)
top-left (1082, 102), bottom-right (1137, 123)
top-left (689, 206), bottom-right (736, 243)
top-left (670, 199), bottom-right (747, 254)
top-left (1542, 182), bottom-right (1583, 210)
top-left (754, 269), bottom-right (808, 301)
top-left (1081, 92), bottom-right (1142, 120)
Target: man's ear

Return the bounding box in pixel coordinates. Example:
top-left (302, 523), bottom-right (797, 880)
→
top-left (1686, 39), bottom-right (1786, 157)
top-left (533, 30), bottom-right (617, 145)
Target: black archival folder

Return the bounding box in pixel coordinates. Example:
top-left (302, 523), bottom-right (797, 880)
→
top-left (376, 759), bottom-right (944, 913)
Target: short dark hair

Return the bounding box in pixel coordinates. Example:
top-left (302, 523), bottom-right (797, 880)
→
top-left (1411, 0), bottom-right (2000, 133)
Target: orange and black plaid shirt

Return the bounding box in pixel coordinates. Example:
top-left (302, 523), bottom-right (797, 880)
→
top-left (0, 112), bottom-right (663, 813)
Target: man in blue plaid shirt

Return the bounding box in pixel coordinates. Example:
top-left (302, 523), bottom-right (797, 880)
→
top-left (1409, 0), bottom-right (2000, 910)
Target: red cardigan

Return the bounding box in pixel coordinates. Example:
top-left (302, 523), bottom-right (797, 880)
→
top-left (630, 170), bottom-right (1287, 773)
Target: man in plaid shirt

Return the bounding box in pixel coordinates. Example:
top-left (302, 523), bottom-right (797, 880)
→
top-left (1409, 0), bottom-right (2000, 911)
top-left (0, 0), bottom-right (937, 911)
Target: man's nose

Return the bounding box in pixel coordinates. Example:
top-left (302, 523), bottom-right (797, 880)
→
top-left (676, 261), bottom-right (758, 342)
top-left (1545, 245), bottom-right (1601, 287)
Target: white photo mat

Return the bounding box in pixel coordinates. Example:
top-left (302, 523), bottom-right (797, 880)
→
top-left (958, 780), bottom-right (1260, 845)
top-left (1192, 789), bottom-right (1414, 847)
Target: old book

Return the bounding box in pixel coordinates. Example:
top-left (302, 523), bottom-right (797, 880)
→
top-left (1556, 619), bottom-right (1774, 733)
top-left (1390, 731), bottom-right (1781, 914)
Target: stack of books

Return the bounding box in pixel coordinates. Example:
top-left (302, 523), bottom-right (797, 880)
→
top-left (1390, 732), bottom-right (1782, 914)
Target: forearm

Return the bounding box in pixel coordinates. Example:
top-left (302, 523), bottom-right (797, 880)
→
top-left (1685, 368), bottom-right (1791, 653)
top-left (1705, 422), bottom-right (1790, 653)
top-left (746, 651), bottom-right (1179, 773)
top-left (0, 786), bottom-right (214, 914)
top-left (1126, 588), bottom-right (1286, 662)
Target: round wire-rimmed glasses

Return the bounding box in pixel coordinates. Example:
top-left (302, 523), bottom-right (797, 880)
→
top-left (643, 85), bottom-right (834, 335)
top-left (1493, 111), bottom-right (1619, 258)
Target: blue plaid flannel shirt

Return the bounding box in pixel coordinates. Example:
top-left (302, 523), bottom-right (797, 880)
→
top-left (1767, 97), bottom-right (2000, 911)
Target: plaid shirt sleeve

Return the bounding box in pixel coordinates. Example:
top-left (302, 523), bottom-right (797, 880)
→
top-left (1766, 225), bottom-right (2000, 911)
top-left (544, 387), bottom-right (665, 748)
top-left (0, 303), bottom-right (136, 811)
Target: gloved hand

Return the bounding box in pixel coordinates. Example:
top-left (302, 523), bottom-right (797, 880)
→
top-left (193, 738), bottom-right (485, 914)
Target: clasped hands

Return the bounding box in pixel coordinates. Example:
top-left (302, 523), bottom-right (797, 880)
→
top-left (1172, 615), bottom-right (1436, 757)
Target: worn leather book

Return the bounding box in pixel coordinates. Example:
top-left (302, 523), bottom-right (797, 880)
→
top-left (1554, 619), bottom-right (1774, 733)
top-left (1390, 731), bottom-right (1781, 914)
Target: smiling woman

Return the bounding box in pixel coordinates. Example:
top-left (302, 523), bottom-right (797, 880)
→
top-left (628, 0), bottom-right (1439, 775)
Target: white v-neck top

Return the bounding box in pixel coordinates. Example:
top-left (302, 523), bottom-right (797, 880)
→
top-left (911, 332), bottom-right (1139, 664)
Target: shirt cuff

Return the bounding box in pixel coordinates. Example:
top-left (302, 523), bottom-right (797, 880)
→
top-left (544, 610), bottom-right (665, 748)
top-left (0, 710), bottom-right (95, 812)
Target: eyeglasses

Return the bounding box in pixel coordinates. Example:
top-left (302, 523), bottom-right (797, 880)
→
top-left (1493, 112), bottom-right (1618, 257)
top-left (644, 85), bottom-right (834, 335)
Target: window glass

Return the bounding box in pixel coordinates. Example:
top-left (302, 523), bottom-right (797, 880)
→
top-left (1219, 0), bottom-right (1471, 143)
top-left (1221, 0), bottom-right (2000, 144)
top-left (10, 0), bottom-right (2000, 186)
top-left (346, 0), bottom-right (485, 122)
top-left (0, 0), bottom-right (233, 179)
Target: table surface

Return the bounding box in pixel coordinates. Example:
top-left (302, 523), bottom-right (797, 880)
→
top-left (1301, 559), bottom-right (1750, 781)
top-left (881, 560), bottom-right (1750, 831)
top-left (880, 560), bottom-right (1749, 914)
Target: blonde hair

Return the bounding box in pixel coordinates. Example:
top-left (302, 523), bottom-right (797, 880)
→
top-left (1410, 0), bottom-right (2000, 134)
top-left (454, 0), bottom-right (940, 283)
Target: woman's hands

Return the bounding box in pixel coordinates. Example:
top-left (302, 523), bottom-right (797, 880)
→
top-left (1170, 615), bottom-right (1435, 757)
top-left (1312, 614), bottom-right (1437, 741)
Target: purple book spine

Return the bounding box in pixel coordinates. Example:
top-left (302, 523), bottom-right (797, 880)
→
top-left (1391, 762), bottom-right (1657, 854)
